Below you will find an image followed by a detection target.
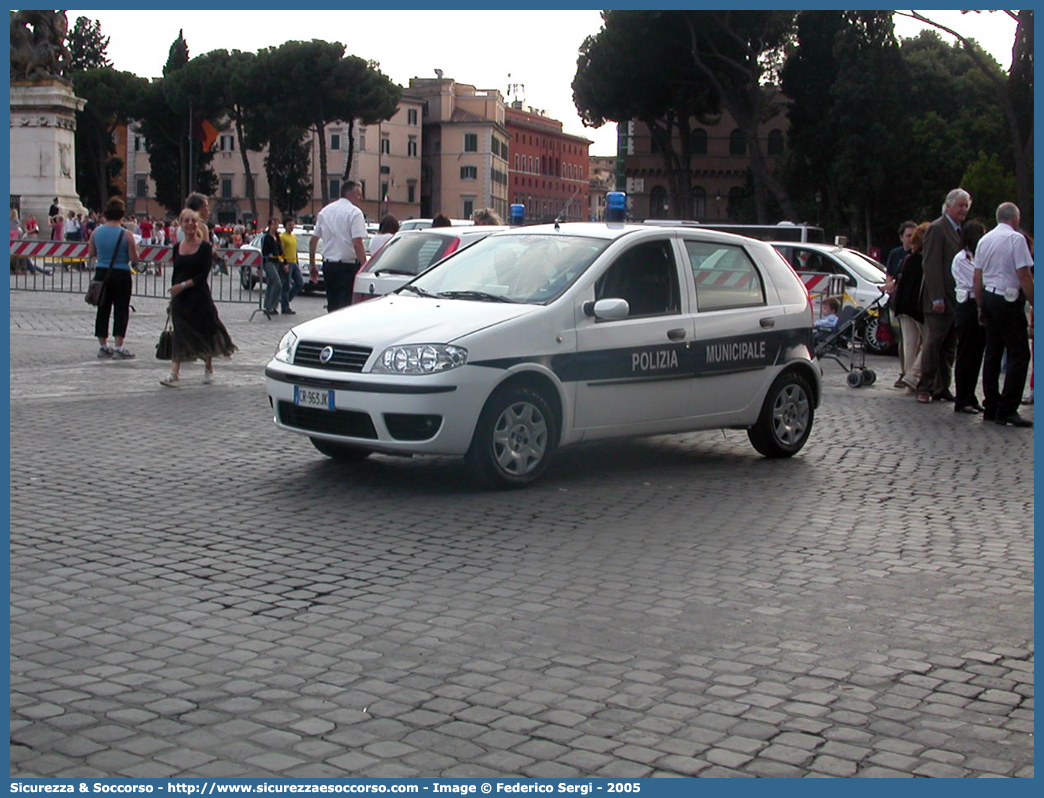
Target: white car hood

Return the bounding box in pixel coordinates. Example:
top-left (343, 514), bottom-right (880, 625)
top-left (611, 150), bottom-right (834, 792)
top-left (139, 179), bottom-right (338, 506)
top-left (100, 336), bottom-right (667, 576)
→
top-left (290, 295), bottom-right (540, 348)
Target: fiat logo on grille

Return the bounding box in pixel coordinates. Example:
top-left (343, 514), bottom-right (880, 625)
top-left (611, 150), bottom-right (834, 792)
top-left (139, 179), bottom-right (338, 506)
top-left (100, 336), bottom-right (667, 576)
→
top-left (319, 346), bottom-right (335, 364)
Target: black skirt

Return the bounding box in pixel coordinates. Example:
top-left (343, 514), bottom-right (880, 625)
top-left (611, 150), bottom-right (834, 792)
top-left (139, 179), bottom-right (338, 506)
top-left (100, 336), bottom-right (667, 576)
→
top-left (170, 285), bottom-right (237, 361)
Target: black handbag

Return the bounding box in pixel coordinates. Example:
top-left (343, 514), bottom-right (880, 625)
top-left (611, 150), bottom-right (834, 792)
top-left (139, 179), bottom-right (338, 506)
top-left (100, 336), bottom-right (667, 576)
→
top-left (85, 228), bottom-right (123, 306)
top-left (155, 309), bottom-right (173, 360)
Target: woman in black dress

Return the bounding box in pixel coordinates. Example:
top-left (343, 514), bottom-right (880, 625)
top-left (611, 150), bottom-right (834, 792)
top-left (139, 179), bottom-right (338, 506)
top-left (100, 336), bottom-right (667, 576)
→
top-left (160, 208), bottom-right (237, 387)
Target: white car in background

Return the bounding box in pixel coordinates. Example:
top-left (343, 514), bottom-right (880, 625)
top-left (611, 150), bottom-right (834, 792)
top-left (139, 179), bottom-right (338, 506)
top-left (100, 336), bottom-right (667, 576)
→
top-left (352, 226), bottom-right (509, 304)
top-left (398, 218), bottom-right (475, 231)
top-left (770, 241), bottom-right (896, 354)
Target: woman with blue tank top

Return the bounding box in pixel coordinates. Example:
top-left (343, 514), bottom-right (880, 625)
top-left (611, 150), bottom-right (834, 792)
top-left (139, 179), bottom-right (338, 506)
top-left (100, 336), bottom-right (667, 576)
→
top-left (87, 197), bottom-right (140, 358)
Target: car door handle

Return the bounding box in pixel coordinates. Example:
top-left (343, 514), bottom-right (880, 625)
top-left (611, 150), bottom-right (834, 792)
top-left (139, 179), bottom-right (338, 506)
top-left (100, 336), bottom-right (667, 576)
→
top-left (667, 328), bottom-right (687, 341)
top-left (759, 317), bottom-right (776, 329)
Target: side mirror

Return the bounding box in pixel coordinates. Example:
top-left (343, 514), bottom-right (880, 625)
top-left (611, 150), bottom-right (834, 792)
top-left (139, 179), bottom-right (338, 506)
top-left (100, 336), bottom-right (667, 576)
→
top-left (583, 297), bottom-right (630, 320)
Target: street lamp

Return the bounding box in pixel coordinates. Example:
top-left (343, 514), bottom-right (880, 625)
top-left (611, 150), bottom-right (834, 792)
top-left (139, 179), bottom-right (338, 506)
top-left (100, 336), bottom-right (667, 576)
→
top-left (715, 190), bottom-right (722, 220)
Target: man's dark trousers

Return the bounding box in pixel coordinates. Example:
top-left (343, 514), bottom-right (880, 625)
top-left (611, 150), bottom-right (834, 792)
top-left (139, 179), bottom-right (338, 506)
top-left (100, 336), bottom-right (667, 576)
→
top-left (981, 291), bottom-right (1030, 418)
top-left (324, 260), bottom-right (360, 312)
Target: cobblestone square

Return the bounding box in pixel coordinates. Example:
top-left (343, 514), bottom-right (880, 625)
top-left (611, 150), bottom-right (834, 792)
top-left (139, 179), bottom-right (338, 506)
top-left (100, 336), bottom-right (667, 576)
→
top-left (9, 288), bottom-right (1033, 778)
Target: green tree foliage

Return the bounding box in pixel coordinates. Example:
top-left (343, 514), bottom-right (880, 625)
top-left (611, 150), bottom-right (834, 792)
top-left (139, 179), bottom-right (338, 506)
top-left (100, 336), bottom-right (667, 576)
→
top-left (901, 10), bottom-right (1032, 231)
top-left (573, 10), bottom-right (799, 222)
top-left (180, 49), bottom-right (264, 220)
top-left (900, 31), bottom-right (1007, 221)
top-left (678, 11), bottom-right (800, 223)
top-left (781, 11), bottom-right (909, 249)
top-left (256, 41), bottom-right (401, 206)
top-left (265, 129), bottom-right (312, 217)
top-left (961, 151), bottom-right (1017, 219)
top-left (66, 16), bottom-right (110, 73)
top-left (72, 68), bottom-right (148, 210)
top-left (135, 31), bottom-right (219, 213)
top-left (573, 11), bottom-right (718, 220)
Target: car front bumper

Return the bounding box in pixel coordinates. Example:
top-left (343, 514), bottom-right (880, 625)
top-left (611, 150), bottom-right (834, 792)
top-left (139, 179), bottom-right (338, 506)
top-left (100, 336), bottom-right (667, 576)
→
top-left (264, 362), bottom-right (499, 455)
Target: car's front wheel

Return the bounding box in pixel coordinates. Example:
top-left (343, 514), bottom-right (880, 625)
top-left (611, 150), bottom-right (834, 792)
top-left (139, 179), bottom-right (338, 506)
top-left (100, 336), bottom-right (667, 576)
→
top-left (748, 371), bottom-right (814, 458)
top-left (465, 385), bottom-right (558, 488)
top-left (310, 437), bottom-right (372, 462)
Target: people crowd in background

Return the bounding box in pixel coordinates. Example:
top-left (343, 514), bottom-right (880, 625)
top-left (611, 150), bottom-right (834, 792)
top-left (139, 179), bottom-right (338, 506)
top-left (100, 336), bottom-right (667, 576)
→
top-left (884, 188), bottom-right (1034, 427)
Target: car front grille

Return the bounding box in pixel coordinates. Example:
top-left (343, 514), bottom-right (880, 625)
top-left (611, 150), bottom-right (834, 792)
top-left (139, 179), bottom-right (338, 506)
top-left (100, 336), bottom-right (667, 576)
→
top-left (293, 341), bottom-right (372, 372)
top-left (277, 402), bottom-right (378, 439)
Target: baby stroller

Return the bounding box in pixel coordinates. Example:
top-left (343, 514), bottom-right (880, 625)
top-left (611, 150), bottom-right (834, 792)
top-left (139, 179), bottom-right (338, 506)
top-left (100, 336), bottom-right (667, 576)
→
top-left (813, 290), bottom-right (889, 388)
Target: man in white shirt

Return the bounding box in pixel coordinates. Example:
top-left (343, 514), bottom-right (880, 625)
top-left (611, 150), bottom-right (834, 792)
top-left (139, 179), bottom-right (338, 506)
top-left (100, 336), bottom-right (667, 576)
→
top-left (973, 202), bottom-right (1035, 427)
top-left (310, 181), bottom-right (368, 312)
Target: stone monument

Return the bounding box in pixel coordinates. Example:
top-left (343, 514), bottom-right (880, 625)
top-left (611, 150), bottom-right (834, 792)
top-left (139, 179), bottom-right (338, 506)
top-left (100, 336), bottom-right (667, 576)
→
top-left (9, 10), bottom-right (87, 222)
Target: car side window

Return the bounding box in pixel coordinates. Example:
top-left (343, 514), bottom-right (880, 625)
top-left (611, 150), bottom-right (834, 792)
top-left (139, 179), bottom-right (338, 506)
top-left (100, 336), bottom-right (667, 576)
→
top-left (685, 240), bottom-right (766, 311)
top-left (594, 240), bottom-right (681, 317)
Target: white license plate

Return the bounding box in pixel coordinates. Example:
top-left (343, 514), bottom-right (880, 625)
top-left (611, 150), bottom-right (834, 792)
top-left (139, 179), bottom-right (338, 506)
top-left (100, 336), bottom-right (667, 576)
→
top-left (294, 385), bottom-right (334, 411)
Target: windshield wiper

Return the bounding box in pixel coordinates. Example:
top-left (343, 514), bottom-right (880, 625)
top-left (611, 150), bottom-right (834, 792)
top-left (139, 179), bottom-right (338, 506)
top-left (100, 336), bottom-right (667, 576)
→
top-left (438, 290), bottom-right (517, 303)
top-left (399, 284), bottom-right (440, 298)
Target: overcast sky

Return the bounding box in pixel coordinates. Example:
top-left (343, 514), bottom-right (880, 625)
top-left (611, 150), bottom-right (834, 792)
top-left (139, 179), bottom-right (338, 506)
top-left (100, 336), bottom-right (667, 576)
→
top-left (66, 8), bottom-right (1019, 157)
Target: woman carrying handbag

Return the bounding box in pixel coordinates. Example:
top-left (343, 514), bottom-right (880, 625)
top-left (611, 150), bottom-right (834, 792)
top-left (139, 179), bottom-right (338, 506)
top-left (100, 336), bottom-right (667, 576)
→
top-left (160, 207), bottom-right (237, 387)
top-left (88, 197), bottom-right (140, 359)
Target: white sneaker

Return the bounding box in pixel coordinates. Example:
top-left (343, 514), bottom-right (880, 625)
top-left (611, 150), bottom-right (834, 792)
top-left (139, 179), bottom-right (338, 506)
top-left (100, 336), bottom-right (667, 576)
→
top-left (160, 372), bottom-right (181, 388)
top-left (202, 370), bottom-right (213, 385)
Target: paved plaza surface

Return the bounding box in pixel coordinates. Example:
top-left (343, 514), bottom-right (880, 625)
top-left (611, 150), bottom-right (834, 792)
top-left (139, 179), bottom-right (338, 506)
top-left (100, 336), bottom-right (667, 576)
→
top-left (9, 287), bottom-right (1034, 778)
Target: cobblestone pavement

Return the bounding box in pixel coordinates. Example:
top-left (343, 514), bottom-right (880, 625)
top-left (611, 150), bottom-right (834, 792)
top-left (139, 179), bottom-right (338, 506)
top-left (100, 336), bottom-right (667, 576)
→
top-left (9, 288), bottom-right (1034, 778)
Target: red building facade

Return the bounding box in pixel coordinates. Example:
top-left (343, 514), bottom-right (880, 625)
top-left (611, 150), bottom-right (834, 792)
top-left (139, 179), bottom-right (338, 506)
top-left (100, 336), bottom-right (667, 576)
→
top-left (505, 104), bottom-right (591, 224)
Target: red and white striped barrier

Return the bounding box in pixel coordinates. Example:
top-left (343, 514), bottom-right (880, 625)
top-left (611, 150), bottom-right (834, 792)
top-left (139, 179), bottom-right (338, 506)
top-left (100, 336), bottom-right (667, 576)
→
top-left (219, 248), bottom-right (261, 267)
top-left (693, 269), bottom-right (754, 289)
top-left (10, 239), bottom-right (89, 259)
top-left (11, 239), bottom-right (261, 267)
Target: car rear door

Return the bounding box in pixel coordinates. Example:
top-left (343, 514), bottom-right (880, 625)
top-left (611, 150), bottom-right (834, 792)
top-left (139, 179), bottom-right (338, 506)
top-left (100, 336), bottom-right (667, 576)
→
top-left (683, 236), bottom-right (781, 420)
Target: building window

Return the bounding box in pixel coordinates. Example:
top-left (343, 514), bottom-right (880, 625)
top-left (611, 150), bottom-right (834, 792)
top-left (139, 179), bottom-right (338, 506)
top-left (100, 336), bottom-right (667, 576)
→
top-left (729, 129), bottom-right (746, 156)
top-left (381, 182), bottom-right (389, 201)
top-left (691, 129), bottom-right (707, 156)
top-left (331, 133), bottom-right (341, 151)
top-left (649, 186), bottom-right (669, 219)
top-left (359, 134), bottom-right (365, 151)
top-left (407, 183), bottom-right (416, 203)
top-left (727, 186), bottom-right (746, 220)
top-left (460, 165), bottom-right (478, 180)
top-left (408, 108), bottom-right (418, 125)
top-left (462, 198), bottom-right (475, 218)
top-left (221, 175), bottom-right (234, 199)
top-left (380, 137), bottom-right (390, 155)
top-left (359, 180), bottom-right (366, 199)
top-left (329, 179), bottom-right (340, 200)
top-left (218, 134), bottom-right (235, 152)
top-left (464, 133), bottom-right (478, 152)
top-left (408, 136), bottom-right (417, 157)
top-left (134, 174), bottom-right (147, 198)
top-left (693, 186), bottom-right (706, 219)
top-left (767, 129), bottom-right (784, 156)
top-left (380, 165), bottom-right (390, 174)
top-left (133, 136), bottom-right (143, 152)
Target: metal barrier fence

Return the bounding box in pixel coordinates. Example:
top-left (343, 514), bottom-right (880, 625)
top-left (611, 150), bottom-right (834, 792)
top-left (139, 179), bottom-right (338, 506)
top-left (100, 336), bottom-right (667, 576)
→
top-left (802, 273), bottom-right (848, 319)
top-left (9, 239), bottom-right (264, 304)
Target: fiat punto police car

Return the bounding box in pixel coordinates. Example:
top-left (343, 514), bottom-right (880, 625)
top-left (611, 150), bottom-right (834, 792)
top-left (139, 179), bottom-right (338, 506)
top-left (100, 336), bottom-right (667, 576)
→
top-left (265, 222), bottom-right (821, 487)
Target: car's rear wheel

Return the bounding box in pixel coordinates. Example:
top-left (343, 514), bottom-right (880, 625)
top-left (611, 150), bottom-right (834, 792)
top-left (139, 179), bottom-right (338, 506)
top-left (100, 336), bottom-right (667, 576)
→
top-left (310, 437), bottom-right (372, 462)
top-left (465, 385), bottom-right (558, 488)
top-left (748, 371), bottom-right (814, 458)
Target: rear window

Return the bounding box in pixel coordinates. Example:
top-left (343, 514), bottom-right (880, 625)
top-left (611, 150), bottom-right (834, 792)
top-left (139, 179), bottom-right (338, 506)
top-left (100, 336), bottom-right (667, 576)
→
top-left (366, 234), bottom-right (456, 276)
top-left (684, 240), bottom-right (765, 311)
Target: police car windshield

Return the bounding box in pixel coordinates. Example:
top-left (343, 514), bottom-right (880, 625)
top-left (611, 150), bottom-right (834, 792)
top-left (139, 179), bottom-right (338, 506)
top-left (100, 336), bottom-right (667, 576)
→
top-left (410, 234), bottom-right (610, 304)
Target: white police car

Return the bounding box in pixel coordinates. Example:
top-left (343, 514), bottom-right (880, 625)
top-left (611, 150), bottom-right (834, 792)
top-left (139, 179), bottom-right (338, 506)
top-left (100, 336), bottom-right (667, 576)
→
top-left (265, 222), bottom-right (821, 487)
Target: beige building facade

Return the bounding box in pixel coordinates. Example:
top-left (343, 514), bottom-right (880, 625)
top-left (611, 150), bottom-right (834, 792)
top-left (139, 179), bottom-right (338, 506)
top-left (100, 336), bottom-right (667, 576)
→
top-left (123, 96), bottom-right (425, 226)
top-left (407, 77), bottom-right (510, 222)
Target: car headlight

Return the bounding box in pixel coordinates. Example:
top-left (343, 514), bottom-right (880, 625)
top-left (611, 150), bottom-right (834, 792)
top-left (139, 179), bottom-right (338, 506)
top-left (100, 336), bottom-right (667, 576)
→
top-left (274, 330), bottom-right (297, 363)
top-left (371, 344), bottom-right (468, 374)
